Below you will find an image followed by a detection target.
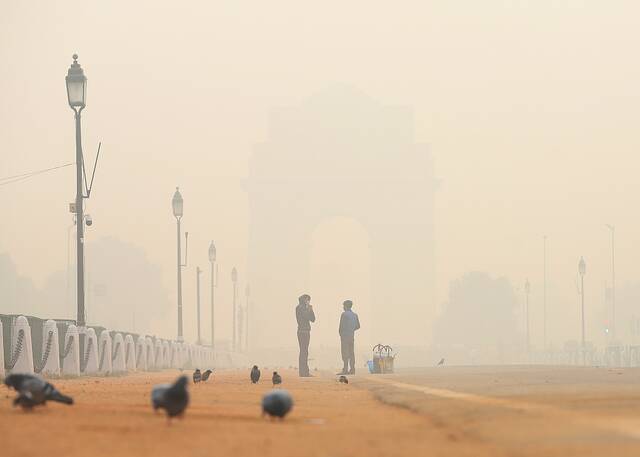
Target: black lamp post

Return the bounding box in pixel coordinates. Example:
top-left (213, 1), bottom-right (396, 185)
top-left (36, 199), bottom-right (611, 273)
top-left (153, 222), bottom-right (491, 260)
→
top-left (578, 256), bottom-right (587, 365)
top-left (231, 267), bottom-right (238, 351)
top-left (66, 54), bottom-right (87, 328)
top-left (208, 241), bottom-right (217, 350)
top-left (172, 187), bottom-right (188, 342)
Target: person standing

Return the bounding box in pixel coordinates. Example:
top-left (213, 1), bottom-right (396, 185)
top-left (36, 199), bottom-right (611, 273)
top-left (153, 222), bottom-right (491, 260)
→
top-left (338, 299), bottom-right (360, 375)
top-left (296, 294), bottom-right (315, 377)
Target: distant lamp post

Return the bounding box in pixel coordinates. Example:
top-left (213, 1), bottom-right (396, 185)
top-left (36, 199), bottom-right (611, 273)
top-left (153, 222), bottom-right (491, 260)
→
top-left (66, 54), bottom-right (88, 328)
top-left (578, 257), bottom-right (587, 365)
top-left (196, 266), bottom-right (202, 345)
top-left (172, 187), bottom-right (188, 342)
top-left (606, 225), bottom-right (616, 340)
top-left (524, 279), bottom-right (531, 354)
top-left (208, 241), bottom-right (218, 351)
top-left (231, 267), bottom-right (238, 351)
top-left (245, 284), bottom-right (250, 352)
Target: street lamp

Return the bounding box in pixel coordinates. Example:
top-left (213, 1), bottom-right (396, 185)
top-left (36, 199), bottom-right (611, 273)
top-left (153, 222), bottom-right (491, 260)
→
top-left (606, 225), bottom-right (616, 339)
top-left (524, 279), bottom-right (530, 354)
top-left (172, 187), bottom-right (188, 342)
top-left (66, 54), bottom-right (87, 328)
top-left (578, 256), bottom-right (587, 365)
top-left (196, 266), bottom-right (202, 345)
top-left (245, 284), bottom-right (250, 352)
top-left (231, 267), bottom-right (238, 351)
top-left (208, 241), bottom-right (217, 351)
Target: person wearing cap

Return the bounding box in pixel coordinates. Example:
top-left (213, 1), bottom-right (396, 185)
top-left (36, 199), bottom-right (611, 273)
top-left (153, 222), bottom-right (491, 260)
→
top-left (338, 299), bottom-right (360, 375)
top-left (296, 294), bottom-right (316, 377)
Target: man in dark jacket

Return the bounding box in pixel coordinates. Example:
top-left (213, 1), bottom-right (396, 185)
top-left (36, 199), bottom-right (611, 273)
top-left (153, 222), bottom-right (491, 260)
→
top-left (296, 294), bottom-right (316, 377)
top-left (338, 299), bottom-right (360, 375)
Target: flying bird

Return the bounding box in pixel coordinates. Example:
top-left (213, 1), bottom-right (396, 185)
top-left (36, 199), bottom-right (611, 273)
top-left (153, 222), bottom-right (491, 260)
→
top-left (437, 358), bottom-right (445, 366)
top-left (193, 369), bottom-right (202, 384)
top-left (338, 375), bottom-right (349, 384)
top-left (250, 365), bottom-right (261, 384)
top-left (262, 389), bottom-right (293, 419)
top-left (201, 369), bottom-right (213, 382)
top-left (4, 373), bottom-right (73, 410)
top-left (151, 376), bottom-right (189, 420)
top-left (272, 371), bottom-right (282, 386)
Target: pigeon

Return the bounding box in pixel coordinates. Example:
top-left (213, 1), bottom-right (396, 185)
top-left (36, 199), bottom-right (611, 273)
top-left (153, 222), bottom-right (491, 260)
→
top-left (272, 371), bottom-right (282, 386)
top-left (261, 389), bottom-right (293, 419)
top-left (193, 369), bottom-right (202, 384)
top-left (437, 358), bottom-right (445, 366)
top-left (201, 369), bottom-right (213, 382)
top-left (151, 375), bottom-right (189, 420)
top-left (250, 365), bottom-right (261, 384)
top-left (338, 375), bottom-right (349, 384)
top-left (4, 373), bottom-right (73, 410)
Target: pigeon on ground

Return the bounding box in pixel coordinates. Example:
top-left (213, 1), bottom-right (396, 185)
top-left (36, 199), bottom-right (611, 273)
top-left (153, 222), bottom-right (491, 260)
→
top-left (338, 375), bottom-right (349, 384)
top-left (193, 369), bottom-right (202, 384)
top-left (437, 358), bottom-right (445, 366)
top-left (4, 373), bottom-right (73, 410)
top-left (201, 369), bottom-right (213, 382)
top-left (151, 375), bottom-right (189, 420)
top-left (272, 371), bottom-right (282, 386)
top-left (250, 365), bottom-right (261, 383)
top-left (261, 389), bottom-right (293, 419)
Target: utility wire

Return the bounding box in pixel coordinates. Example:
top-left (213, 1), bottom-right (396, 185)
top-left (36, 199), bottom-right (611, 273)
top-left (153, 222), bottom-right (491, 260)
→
top-left (0, 162), bottom-right (74, 187)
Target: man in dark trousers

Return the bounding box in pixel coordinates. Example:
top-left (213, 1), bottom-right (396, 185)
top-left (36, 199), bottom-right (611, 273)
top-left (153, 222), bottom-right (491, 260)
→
top-left (296, 294), bottom-right (316, 377)
top-left (338, 299), bottom-right (360, 375)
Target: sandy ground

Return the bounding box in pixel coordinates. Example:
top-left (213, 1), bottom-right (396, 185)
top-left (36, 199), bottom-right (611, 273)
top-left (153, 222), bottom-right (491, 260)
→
top-left (0, 369), bottom-right (463, 457)
top-left (4, 366), bottom-right (640, 457)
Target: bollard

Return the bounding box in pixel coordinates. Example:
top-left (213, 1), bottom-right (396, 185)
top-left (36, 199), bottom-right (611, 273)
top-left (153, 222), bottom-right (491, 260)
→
top-left (10, 316), bottom-right (34, 374)
top-left (170, 342), bottom-right (181, 369)
top-left (124, 334), bottom-right (136, 371)
top-left (98, 330), bottom-right (113, 375)
top-left (37, 320), bottom-right (61, 376)
top-left (82, 328), bottom-right (99, 375)
top-left (162, 340), bottom-right (171, 369)
top-left (154, 339), bottom-right (164, 369)
top-left (136, 336), bottom-right (147, 371)
top-left (112, 333), bottom-right (126, 373)
top-left (0, 320), bottom-right (4, 378)
top-left (145, 337), bottom-right (155, 370)
top-left (62, 324), bottom-right (80, 376)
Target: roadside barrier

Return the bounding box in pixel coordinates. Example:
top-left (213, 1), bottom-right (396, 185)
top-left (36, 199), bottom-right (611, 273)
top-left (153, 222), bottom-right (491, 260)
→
top-left (135, 336), bottom-right (147, 371)
top-left (145, 337), bottom-right (155, 370)
top-left (82, 328), bottom-right (99, 375)
top-left (112, 333), bottom-right (126, 373)
top-left (162, 340), bottom-right (171, 368)
top-left (98, 330), bottom-right (113, 375)
top-left (124, 334), bottom-right (136, 371)
top-left (62, 324), bottom-right (80, 376)
top-left (0, 320), bottom-right (4, 378)
top-left (9, 316), bottom-right (34, 374)
top-left (36, 320), bottom-right (60, 376)
top-left (154, 338), bottom-right (164, 369)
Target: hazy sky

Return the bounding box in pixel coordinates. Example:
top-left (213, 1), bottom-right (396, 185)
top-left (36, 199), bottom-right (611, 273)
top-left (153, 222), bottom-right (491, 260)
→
top-left (2, 1), bottom-right (640, 347)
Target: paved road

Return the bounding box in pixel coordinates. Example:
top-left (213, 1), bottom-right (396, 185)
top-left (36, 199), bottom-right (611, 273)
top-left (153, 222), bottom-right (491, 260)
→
top-left (359, 365), bottom-right (640, 456)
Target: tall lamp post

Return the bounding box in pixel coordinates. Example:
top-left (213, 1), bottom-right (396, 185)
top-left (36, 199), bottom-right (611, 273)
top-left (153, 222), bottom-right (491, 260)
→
top-left (578, 257), bottom-right (587, 365)
top-left (172, 187), bottom-right (188, 342)
top-left (208, 241), bottom-right (217, 350)
top-left (245, 284), bottom-right (250, 352)
top-left (606, 225), bottom-right (616, 339)
top-left (66, 54), bottom-right (87, 328)
top-left (524, 279), bottom-right (530, 354)
top-left (196, 267), bottom-right (202, 345)
top-left (231, 267), bottom-right (238, 351)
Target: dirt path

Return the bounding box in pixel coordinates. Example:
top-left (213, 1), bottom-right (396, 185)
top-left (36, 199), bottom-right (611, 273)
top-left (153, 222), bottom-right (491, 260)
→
top-left (0, 369), bottom-right (481, 457)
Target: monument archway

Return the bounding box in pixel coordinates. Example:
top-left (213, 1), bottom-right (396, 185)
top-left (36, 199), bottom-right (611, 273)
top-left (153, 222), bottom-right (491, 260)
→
top-left (247, 85), bottom-right (435, 349)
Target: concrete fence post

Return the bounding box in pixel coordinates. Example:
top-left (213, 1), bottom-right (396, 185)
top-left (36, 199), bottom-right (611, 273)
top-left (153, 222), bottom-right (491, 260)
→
top-left (154, 339), bottom-right (164, 369)
top-left (112, 333), bottom-right (126, 373)
top-left (62, 324), bottom-right (80, 376)
top-left (10, 316), bottom-right (34, 374)
top-left (145, 337), bottom-right (155, 370)
top-left (124, 334), bottom-right (136, 371)
top-left (82, 328), bottom-right (99, 375)
top-left (98, 330), bottom-right (113, 375)
top-left (136, 336), bottom-right (147, 371)
top-left (37, 320), bottom-right (60, 376)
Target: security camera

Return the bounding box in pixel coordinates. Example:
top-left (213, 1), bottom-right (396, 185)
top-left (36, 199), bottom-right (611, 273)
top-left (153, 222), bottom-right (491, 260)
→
top-left (85, 214), bottom-right (93, 226)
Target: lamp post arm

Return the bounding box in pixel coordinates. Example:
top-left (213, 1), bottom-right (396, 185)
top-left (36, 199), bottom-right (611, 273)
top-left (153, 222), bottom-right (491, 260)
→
top-left (82, 142), bottom-right (101, 198)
